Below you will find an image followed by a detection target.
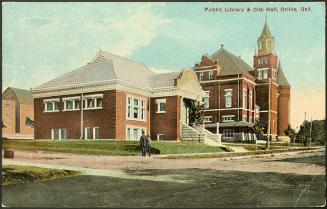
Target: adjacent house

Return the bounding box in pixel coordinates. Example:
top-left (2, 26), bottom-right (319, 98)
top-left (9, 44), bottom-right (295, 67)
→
top-left (32, 50), bottom-right (204, 140)
top-left (2, 87), bottom-right (34, 139)
top-left (194, 20), bottom-right (291, 140)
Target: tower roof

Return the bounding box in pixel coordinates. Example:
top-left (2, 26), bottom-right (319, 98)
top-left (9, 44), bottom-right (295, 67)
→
top-left (260, 17), bottom-right (274, 38)
top-left (210, 46), bottom-right (254, 78)
top-left (277, 61), bottom-right (290, 87)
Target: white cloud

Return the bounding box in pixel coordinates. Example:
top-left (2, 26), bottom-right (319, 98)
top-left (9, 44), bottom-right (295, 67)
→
top-left (149, 67), bottom-right (175, 74)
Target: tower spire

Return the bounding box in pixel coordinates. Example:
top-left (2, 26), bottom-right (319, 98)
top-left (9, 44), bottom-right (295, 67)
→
top-left (257, 17), bottom-right (275, 55)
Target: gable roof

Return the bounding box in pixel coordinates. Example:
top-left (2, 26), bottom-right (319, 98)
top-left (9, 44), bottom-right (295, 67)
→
top-left (3, 87), bottom-right (33, 104)
top-left (210, 47), bottom-right (254, 78)
top-left (277, 61), bottom-right (290, 87)
top-left (34, 50), bottom-right (180, 90)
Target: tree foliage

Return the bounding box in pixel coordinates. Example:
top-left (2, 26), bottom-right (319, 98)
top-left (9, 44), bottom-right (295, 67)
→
top-left (188, 100), bottom-right (205, 126)
top-left (284, 124), bottom-right (296, 143)
top-left (296, 120), bottom-right (325, 145)
top-left (251, 119), bottom-right (267, 139)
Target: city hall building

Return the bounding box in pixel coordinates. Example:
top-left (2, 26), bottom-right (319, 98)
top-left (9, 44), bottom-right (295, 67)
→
top-left (194, 20), bottom-right (290, 139)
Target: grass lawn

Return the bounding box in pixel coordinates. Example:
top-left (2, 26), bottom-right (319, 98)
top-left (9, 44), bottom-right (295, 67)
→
top-left (224, 142), bottom-right (317, 151)
top-left (2, 165), bottom-right (81, 185)
top-left (3, 140), bottom-right (228, 156)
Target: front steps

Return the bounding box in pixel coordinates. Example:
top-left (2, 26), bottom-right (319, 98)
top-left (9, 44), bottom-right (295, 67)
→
top-left (181, 123), bottom-right (222, 147)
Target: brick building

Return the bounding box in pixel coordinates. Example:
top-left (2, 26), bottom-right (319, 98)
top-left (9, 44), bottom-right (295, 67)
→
top-left (194, 20), bottom-right (291, 140)
top-left (2, 87), bottom-right (34, 139)
top-left (32, 50), bottom-right (204, 140)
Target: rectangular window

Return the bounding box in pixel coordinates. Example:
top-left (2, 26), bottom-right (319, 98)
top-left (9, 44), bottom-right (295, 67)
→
top-left (127, 96), bottom-right (146, 120)
top-left (96, 98), bottom-right (102, 107)
top-left (204, 116), bottom-right (212, 123)
top-left (44, 98), bottom-right (60, 112)
top-left (249, 90), bottom-right (253, 110)
top-left (51, 129), bottom-right (59, 140)
top-left (126, 127), bottom-right (146, 141)
top-left (85, 127), bottom-right (91, 140)
top-left (203, 91), bottom-right (210, 109)
top-left (60, 128), bottom-right (67, 140)
top-left (263, 69), bottom-right (268, 79)
top-left (75, 100), bottom-right (80, 109)
top-left (199, 72), bottom-right (204, 81)
top-left (156, 99), bottom-right (166, 113)
top-left (93, 127), bottom-right (99, 139)
top-left (209, 70), bottom-right (214, 80)
top-left (223, 129), bottom-right (234, 138)
top-left (66, 100), bottom-right (74, 110)
top-left (83, 94), bottom-right (103, 110)
top-left (222, 115), bottom-right (235, 122)
top-left (224, 89), bottom-right (232, 108)
top-left (243, 88), bottom-right (247, 108)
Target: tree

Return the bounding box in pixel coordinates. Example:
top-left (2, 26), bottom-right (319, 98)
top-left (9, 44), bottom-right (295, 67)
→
top-left (284, 124), bottom-right (296, 143)
top-left (251, 119), bottom-right (267, 140)
top-left (296, 120), bottom-right (326, 146)
top-left (188, 100), bottom-right (205, 126)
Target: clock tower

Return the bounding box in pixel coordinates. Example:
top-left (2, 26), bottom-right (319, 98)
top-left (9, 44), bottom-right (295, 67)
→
top-left (253, 18), bottom-right (279, 136)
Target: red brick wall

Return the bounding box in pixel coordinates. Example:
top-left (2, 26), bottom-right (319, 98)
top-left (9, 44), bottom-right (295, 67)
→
top-left (278, 87), bottom-right (290, 136)
top-left (150, 96), bottom-right (181, 140)
top-left (34, 90), bottom-right (116, 139)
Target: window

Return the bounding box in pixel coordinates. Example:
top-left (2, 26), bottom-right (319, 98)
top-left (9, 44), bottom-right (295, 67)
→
top-left (204, 116), bottom-right (212, 123)
top-left (249, 117), bottom-right (253, 123)
top-left (223, 129), bottom-right (234, 138)
top-left (44, 98), bottom-right (60, 112)
top-left (126, 127), bottom-right (146, 141)
top-left (51, 129), bottom-right (59, 140)
top-left (263, 69), bottom-right (268, 79)
top-left (258, 59), bottom-right (261, 65)
top-left (203, 91), bottom-right (210, 109)
top-left (63, 96), bottom-right (81, 111)
top-left (209, 70), bottom-right (214, 80)
top-left (243, 88), bottom-right (247, 108)
top-left (258, 69), bottom-right (268, 79)
top-left (83, 94), bottom-right (103, 110)
top-left (93, 127), bottom-right (99, 139)
top-left (265, 57), bottom-right (268, 64)
top-left (85, 127), bottom-right (91, 140)
top-left (156, 99), bottom-right (166, 113)
top-left (225, 89), bottom-right (232, 108)
top-left (272, 70), bottom-right (277, 79)
top-left (127, 96), bottom-right (146, 120)
top-left (51, 128), bottom-right (67, 140)
top-left (199, 72), bottom-right (204, 81)
top-left (157, 134), bottom-right (164, 141)
top-left (249, 90), bottom-right (253, 110)
top-left (222, 115), bottom-right (235, 122)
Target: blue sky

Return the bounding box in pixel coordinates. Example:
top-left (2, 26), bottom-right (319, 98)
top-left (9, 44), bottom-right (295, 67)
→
top-left (2, 2), bottom-right (325, 128)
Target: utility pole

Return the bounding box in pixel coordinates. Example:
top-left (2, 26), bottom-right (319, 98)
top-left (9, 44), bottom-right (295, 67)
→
top-left (303, 112), bottom-right (306, 146)
top-left (266, 78), bottom-right (271, 150)
top-left (80, 93), bottom-right (84, 140)
top-left (309, 117), bottom-right (313, 147)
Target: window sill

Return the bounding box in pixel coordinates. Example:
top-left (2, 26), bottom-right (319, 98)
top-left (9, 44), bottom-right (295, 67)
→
top-left (156, 111), bottom-right (166, 114)
top-left (44, 110), bottom-right (59, 113)
top-left (63, 109), bottom-right (80, 112)
top-left (127, 118), bottom-right (147, 122)
top-left (84, 107), bottom-right (103, 110)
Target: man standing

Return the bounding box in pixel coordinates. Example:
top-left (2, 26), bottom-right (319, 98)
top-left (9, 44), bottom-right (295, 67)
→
top-left (139, 130), bottom-right (147, 156)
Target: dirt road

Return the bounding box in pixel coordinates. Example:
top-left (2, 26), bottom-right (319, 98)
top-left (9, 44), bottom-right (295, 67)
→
top-left (3, 149), bottom-right (325, 176)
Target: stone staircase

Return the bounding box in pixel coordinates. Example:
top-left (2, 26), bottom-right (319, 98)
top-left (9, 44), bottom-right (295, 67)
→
top-left (181, 123), bottom-right (222, 147)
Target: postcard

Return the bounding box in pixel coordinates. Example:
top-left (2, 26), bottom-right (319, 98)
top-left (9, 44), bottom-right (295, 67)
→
top-left (2, 1), bottom-right (325, 208)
